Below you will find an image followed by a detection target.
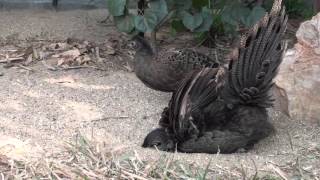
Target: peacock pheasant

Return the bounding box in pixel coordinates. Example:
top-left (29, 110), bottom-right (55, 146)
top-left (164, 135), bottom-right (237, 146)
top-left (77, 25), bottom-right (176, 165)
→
top-left (143, 0), bottom-right (288, 154)
top-left (132, 35), bottom-right (220, 92)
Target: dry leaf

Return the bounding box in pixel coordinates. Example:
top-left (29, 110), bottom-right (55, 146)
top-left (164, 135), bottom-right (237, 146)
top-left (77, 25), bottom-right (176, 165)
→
top-left (76, 54), bottom-right (91, 65)
top-left (53, 49), bottom-right (81, 66)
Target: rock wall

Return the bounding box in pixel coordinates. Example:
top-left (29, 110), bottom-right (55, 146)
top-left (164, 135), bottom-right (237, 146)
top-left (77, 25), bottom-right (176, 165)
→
top-left (276, 13), bottom-right (320, 125)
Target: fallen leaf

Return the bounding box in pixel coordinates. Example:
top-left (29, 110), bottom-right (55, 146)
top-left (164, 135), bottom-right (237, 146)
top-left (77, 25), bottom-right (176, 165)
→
top-left (76, 54), bottom-right (91, 65)
top-left (53, 49), bottom-right (81, 66)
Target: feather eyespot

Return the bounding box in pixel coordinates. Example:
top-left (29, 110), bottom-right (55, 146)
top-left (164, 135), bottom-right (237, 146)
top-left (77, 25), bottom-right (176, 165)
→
top-left (262, 60), bottom-right (270, 67)
top-left (256, 72), bottom-right (266, 80)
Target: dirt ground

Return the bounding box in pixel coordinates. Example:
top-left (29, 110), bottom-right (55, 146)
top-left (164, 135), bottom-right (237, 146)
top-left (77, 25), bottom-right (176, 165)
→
top-left (0, 8), bottom-right (319, 179)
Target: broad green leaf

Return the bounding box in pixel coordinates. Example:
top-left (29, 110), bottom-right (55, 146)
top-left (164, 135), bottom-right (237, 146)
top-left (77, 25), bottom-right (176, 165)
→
top-left (182, 12), bottom-right (203, 31)
top-left (107, 0), bottom-right (127, 17)
top-left (194, 7), bottom-right (213, 32)
top-left (134, 10), bottom-right (158, 32)
top-left (221, 8), bottom-right (238, 27)
top-left (149, 0), bottom-right (168, 21)
top-left (245, 6), bottom-right (266, 27)
top-left (114, 14), bottom-right (135, 33)
top-left (233, 5), bottom-right (251, 26)
top-left (174, 0), bottom-right (192, 11)
top-left (221, 2), bottom-right (250, 27)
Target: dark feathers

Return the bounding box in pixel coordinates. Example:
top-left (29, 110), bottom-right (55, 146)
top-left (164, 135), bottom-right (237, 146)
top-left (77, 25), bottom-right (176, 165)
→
top-left (223, 1), bottom-right (288, 107)
top-left (143, 0), bottom-right (287, 154)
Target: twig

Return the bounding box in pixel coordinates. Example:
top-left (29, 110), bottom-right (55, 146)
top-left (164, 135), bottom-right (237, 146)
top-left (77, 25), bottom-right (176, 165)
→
top-left (95, 47), bottom-right (103, 62)
top-left (41, 60), bottom-right (57, 71)
top-left (99, 15), bottom-right (111, 24)
top-left (17, 64), bottom-right (34, 72)
top-left (0, 57), bottom-right (24, 63)
top-left (240, 162), bottom-right (247, 180)
top-left (267, 163), bottom-right (289, 180)
top-left (150, 10), bottom-right (176, 51)
top-left (62, 66), bottom-right (106, 71)
top-left (296, 157), bottom-right (305, 179)
top-left (251, 158), bottom-right (259, 179)
top-left (0, 49), bottom-right (18, 52)
top-left (91, 116), bottom-right (130, 123)
top-left (121, 169), bottom-right (149, 180)
top-left (287, 130), bottom-right (294, 151)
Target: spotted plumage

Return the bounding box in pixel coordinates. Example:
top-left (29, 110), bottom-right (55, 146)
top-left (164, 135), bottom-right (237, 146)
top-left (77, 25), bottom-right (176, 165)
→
top-left (133, 36), bottom-right (220, 92)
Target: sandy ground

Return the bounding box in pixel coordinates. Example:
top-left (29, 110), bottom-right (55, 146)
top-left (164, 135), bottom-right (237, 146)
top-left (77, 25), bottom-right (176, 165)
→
top-left (0, 8), bottom-right (319, 178)
top-left (0, 8), bottom-right (111, 42)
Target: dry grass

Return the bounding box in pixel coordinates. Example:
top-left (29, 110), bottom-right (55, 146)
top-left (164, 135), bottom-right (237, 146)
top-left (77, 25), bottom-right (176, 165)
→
top-left (0, 134), bottom-right (289, 180)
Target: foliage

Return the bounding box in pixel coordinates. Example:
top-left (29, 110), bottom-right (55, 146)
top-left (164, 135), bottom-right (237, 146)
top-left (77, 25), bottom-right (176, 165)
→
top-left (263, 0), bottom-right (315, 19)
top-left (107, 0), bottom-right (316, 42)
top-left (282, 0), bottom-right (315, 18)
top-left (107, 0), bottom-right (266, 35)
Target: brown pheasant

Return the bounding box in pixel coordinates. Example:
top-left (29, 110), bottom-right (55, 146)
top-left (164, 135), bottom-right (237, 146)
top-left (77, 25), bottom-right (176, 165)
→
top-left (132, 35), bottom-right (220, 92)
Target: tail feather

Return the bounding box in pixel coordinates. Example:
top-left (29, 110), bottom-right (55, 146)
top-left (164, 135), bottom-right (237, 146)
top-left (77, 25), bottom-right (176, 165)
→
top-left (223, 0), bottom-right (287, 108)
top-left (168, 68), bottom-right (224, 140)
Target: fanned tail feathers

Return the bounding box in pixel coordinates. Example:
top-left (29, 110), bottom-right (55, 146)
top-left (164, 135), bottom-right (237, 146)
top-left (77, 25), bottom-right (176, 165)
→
top-left (223, 0), bottom-right (288, 108)
top-left (169, 68), bottom-right (224, 140)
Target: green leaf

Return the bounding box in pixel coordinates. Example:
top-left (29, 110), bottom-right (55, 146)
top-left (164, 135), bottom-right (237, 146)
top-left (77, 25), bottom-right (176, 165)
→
top-left (244, 6), bottom-right (266, 27)
top-left (221, 2), bottom-right (251, 27)
top-left (182, 12), bottom-right (203, 31)
top-left (221, 3), bottom-right (239, 26)
top-left (234, 6), bottom-right (251, 26)
top-left (171, 19), bottom-right (186, 32)
top-left (221, 10), bottom-right (238, 27)
top-left (167, 0), bottom-right (192, 11)
top-left (194, 7), bottom-right (213, 32)
top-left (192, 0), bottom-right (209, 9)
top-left (114, 14), bottom-right (135, 33)
top-left (149, 0), bottom-right (168, 21)
top-left (134, 10), bottom-right (158, 32)
top-left (107, 0), bottom-right (127, 17)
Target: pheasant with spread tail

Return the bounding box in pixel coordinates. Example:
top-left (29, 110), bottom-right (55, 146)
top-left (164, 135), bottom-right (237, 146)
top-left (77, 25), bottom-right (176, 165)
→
top-left (143, 0), bottom-right (288, 153)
